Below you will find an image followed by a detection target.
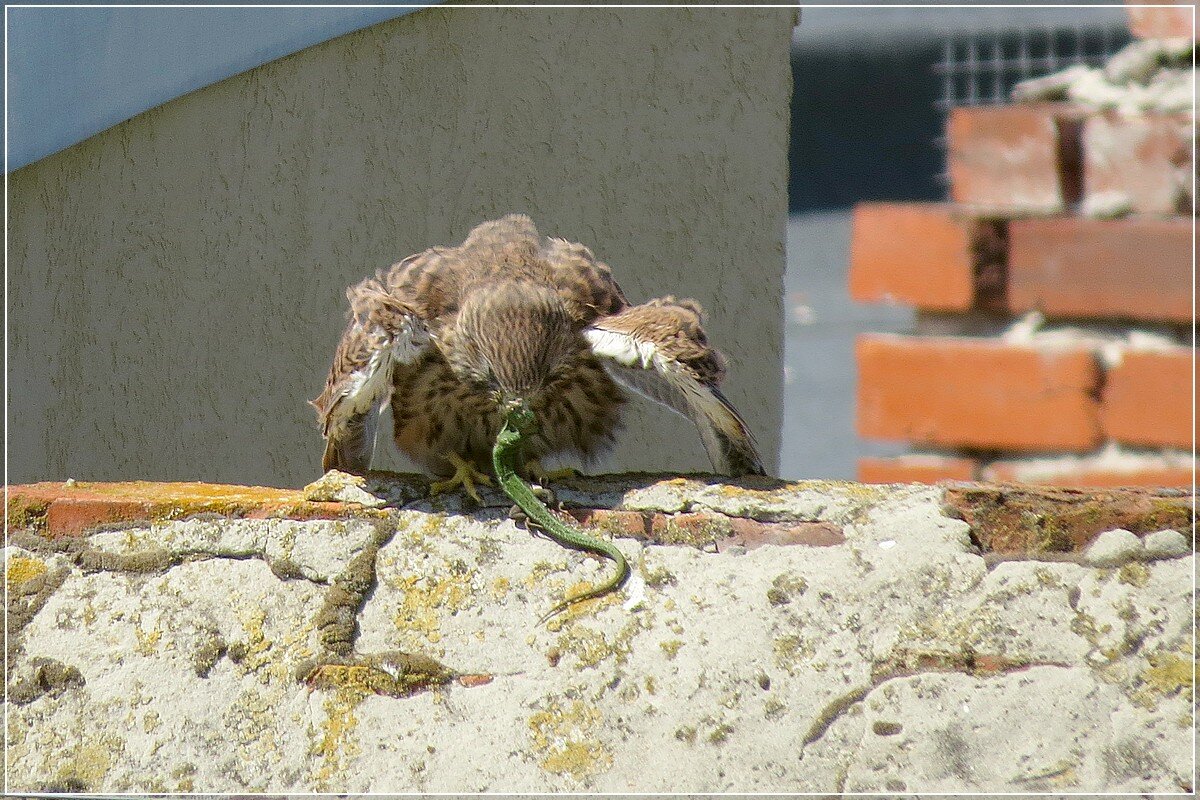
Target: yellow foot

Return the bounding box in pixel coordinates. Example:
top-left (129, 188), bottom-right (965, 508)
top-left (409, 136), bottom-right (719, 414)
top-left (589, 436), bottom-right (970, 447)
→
top-left (429, 452), bottom-right (494, 503)
top-left (525, 460), bottom-right (580, 484)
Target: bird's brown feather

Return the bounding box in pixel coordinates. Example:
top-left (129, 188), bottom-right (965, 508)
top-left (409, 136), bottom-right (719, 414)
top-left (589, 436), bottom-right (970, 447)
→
top-left (585, 298), bottom-right (764, 476)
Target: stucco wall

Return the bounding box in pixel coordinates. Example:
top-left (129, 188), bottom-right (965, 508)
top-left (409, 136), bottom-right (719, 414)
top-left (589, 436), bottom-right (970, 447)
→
top-left (9, 7), bottom-right (793, 487)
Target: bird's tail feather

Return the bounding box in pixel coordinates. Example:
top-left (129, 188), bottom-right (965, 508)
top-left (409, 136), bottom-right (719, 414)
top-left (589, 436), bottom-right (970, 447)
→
top-left (321, 410), bottom-right (379, 474)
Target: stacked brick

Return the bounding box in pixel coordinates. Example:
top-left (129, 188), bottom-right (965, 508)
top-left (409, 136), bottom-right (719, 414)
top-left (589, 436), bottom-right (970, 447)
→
top-left (851, 3), bottom-right (1194, 488)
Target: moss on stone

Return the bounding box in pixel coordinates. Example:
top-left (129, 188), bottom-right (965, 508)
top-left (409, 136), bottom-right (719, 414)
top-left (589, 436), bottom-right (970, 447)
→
top-left (313, 519), bottom-right (395, 656)
top-left (707, 722), bottom-right (735, 744)
top-left (767, 572), bottom-right (808, 606)
top-left (51, 733), bottom-right (125, 792)
top-left (773, 633), bottom-right (815, 675)
top-left (7, 657), bottom-right (86, 705)
top-left (313, 687), bottom-right (364, 791)
top-left (392, 569), bottom-right (477, 647)
top-left (540, 740), bottom-right (612, 782)
top-left (525, 559), bottom-right (569, 588)
top-left (6, 496), bottom-right (48, 532)
top-left (945, 485), bottom-right (1194, 555)
top-left (1132, 643), bottom-right (1194, 709)
top-left (191, 634), bottom-right (227, 678)
top-left (640, 558), bottom-right (677, 589)
top-left (170, 762), bottom-right (196, 793)
top-left (1144, 497), bottom-right (1192, 533)
top-left (5, 555), bottom-right (48, 592)
top-left (528, 699), bottom-right (612, 782)
top-left (477, 535), bottom-right (504, 565)
top-left (554, 625), bottom-right (613, 670)
top-left (764, 697), bottom-right (786, 719)
top-left (301, 651), bottom-right (454, 698)
top-left (77, 547), bottom-right (175, 574)
top-left (133, 623), bottom-right (165, 656)
top-left (674, 725), bottom-right (697, 744)
top-left (543, 579), bottom-right (622, 631)
top-left (658, 514), bottom-right (731, 548)
top-left (1116, 561), bottom-right (1151, 587)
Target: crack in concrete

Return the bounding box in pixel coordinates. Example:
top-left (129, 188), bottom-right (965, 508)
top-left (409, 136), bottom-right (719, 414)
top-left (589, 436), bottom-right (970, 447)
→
top-left (312, 519), bottom-right (398, 657)
top-left (8, 528), bottom-right (330, 585)
top-left (801, 657), bottom-right (1073, 748)
top-left (5, 561), bottom-right (72, 690)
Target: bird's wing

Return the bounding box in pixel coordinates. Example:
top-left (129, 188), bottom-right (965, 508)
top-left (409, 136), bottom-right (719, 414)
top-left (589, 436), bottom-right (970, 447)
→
top-left (312, 275), bottom-right (432, 474)
top-left (382, 215), bottom-right (543, 319)
top-left (539, 235), bottom-right (629, 324)
top-left (584, 298), bottom-right (765, 476)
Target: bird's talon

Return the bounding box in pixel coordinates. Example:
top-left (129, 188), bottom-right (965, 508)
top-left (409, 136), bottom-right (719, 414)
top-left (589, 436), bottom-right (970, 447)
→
top-left (429, 453), bottom-right (494, 503)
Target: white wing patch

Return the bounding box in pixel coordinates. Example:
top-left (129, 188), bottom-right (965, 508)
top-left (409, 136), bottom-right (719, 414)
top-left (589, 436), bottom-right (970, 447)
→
top-left (327, 318), bottom-right (430, 438)
top-left (583, 328), bottom-right (660, 371)
top-left (337, 334), bottom-right (394, 418)
top-left (319, 312), bottom-right (433, 474)
top-left (585, 327), bottom-right (690, 420)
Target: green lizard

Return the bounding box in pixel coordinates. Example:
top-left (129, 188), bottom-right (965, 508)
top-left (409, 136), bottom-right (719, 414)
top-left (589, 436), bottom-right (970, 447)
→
top-left (492, 400), bottom-right (630, 623)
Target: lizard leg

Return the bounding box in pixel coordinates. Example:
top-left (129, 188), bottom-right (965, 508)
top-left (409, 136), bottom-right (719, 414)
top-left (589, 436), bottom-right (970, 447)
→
top-left (508, 484), bottom-right (559, 531)
top-left (428, 452), bottom-right (494, 504)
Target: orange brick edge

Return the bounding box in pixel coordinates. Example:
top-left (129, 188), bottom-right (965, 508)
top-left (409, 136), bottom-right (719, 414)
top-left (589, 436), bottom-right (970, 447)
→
top-left (859, 455), bottom-right (979, 484)
top-left (856, 334), bottom-right (1103, 452)
top-left (6, 481), bottom-right (370, 538)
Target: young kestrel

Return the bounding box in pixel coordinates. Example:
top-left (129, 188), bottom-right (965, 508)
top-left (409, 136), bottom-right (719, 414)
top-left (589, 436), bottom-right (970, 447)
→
top-left (312, 214), bottom-right (764, 494)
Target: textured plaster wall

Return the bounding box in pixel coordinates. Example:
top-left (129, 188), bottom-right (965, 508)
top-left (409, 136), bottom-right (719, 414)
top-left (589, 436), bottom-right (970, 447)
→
top-left (9, 7), bottom-right (793, 487)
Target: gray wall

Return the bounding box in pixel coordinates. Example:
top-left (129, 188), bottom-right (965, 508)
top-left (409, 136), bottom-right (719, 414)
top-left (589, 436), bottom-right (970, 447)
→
top-left (9, 7), bottom-right (794, 487)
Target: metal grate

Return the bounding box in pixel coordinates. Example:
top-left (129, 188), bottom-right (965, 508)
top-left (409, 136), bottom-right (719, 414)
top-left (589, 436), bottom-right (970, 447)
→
top-left (933, 25), bottom-right (1130, 110)
top-left (932, 25), bottom-right (1131, 188)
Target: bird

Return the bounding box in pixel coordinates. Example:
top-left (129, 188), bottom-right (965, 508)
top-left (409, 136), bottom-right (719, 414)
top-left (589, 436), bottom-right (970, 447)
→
top-left (312, 214), bottom-right (764, 499)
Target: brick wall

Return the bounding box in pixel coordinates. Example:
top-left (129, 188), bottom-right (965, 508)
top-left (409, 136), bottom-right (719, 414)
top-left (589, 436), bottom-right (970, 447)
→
top-left (851, 3), bottom-right (1195, 488)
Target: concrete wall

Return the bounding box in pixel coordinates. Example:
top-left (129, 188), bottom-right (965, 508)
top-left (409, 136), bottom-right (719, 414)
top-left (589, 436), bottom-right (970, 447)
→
top-left (7, 475), bottom-right (1194, 791)
top-left (9, 7), bottom-right (794, 487)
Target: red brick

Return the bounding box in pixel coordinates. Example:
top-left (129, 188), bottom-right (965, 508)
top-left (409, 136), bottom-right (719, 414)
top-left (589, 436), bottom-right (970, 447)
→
top-left (1126, 2), bottom-right (1195, 40)
top-left (45, 498), bottom-right (157, 538)
top-left (726, 518), bottom-right (845, 548)
top-left (1102, 349), bottom-right (1195, 449)
top-left (985, 461), bottom-right (1193, 489)
top-left (1082, 112), bottom-right (1193, 217)
top-left (856, 335), bottom-right (1102, 451)
top-left (6, 481), bottom-right (362, 538)
top-left (848, 203), bottom-right (1006, 311)
top-left (648, 511), bottom-right (734, 543)
top-left (858, 455), bottom-right (979, 484)
top-left (947, 104), bottom-right (1082, 215)
top-left (567, 508), bottom-right (652, 539)
top-left (1008, 217), bottom-right (1191, 322)
top-left (942, 483), bottom-right (1193, 554)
